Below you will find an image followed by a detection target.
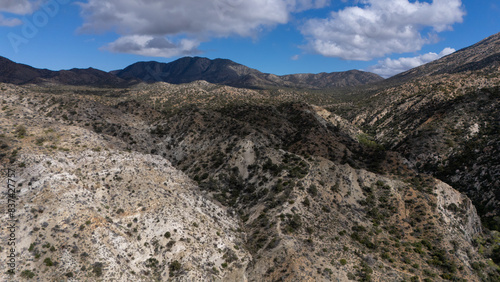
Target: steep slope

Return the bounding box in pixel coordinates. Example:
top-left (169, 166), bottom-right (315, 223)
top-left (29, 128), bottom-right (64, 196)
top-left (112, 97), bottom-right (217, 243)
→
top-left (337, 32), bottom-right (500, 231)
top-left (388, 32), bottom-right (500, 82)
top-left (0, 84), bottom-right (250, 281)
top-left (2, 82), bottom-right (497, 281)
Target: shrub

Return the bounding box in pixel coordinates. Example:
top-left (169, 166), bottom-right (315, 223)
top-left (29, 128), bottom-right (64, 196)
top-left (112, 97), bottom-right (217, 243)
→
top-left (145, 257), bottom-right (159, 268)
top-left (166, 240), bottom-right (176, 248)
top-left (340, 259), bottom-right (347, 265)
top-left (381, 252), bottom-right (391, 260)
top-left (21, 270), bottom-right (35, 278)
top-left (308, 185), bottom-right (318, 197)
top-left (43, 257), bottom-right (54, 266)
top-left (15, 125), bottom-right (27, 138)
top-left (169, 260), bottom-right (182, 273)
top-left (286, 214), bottom-right (302, 233)
top-left (302, 197), bottom-right (310, 207)
top-left (28, 243), bottom-right (35, 252)
top-left (92, 262), bottom-right (103, 277)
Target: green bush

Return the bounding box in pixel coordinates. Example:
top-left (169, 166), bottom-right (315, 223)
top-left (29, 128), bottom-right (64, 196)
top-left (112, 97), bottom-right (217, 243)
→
top-left (20, 270), bottom-right (35, 278)
top-left (28, 243), bottom-right (35, 252)
top-left (92, 262), bottom-right (103, 277)
top-left (302, 197), bottom-right (310, 207)
top-left (43, 257), bottom-right (54, 266)
top-left (169, 260), bottom-right (182, 273)
top-left (15, 125), bottom-right (27, 138)
top-left (145, 257), bottom-right (159, 268)
top-left (308, 185), bottom-right (318, 197)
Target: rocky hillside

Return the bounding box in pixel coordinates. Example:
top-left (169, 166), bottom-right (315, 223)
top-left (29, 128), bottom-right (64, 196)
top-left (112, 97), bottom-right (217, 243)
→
top-left (334, 32), bottom-right (500, 232)
top-left (1, 81), bottom-right (498, 281)
top-left (388, 32), bottom-right (500, 82)
top-left (0, 84), bottom-right (250, 281)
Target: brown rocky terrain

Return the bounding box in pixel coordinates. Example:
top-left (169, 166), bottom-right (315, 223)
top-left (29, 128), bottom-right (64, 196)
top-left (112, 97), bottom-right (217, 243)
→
top-left (1, 78), bottom-right (499, 281)
top-left (335, 32), bottom-right (500, 232)
top-left (0, 32), bottom-right (500, 281)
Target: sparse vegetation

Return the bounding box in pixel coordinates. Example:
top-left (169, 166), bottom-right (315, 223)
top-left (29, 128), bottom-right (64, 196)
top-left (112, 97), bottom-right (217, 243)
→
top-left (1, 35), bottom-right (499, 281)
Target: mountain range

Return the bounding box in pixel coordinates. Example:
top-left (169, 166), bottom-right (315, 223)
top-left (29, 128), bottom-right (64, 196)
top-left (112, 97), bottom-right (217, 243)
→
top-left (0, 55), bottom-right (383, 89)
top-left (0, 32), bottom-right (499, 281)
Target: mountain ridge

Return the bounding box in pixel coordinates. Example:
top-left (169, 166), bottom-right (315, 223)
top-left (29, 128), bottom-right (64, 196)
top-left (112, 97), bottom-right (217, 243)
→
top-left (114, 56), bottom-right (384, 89)
top-left (0, 55), bottom-right (383, 89)
top-left (0, 56), bottom-right (130, 87)
top-left (388, 32), bottom-right (500, 82)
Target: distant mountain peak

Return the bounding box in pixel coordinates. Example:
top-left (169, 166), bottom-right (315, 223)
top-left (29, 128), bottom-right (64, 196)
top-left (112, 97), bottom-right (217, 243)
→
top-left (0, 55), bottom-right (383, 89)
top-left (0, 56), bottom-right (128, 87)
top-left (115, 56), bottom-right (383, 89)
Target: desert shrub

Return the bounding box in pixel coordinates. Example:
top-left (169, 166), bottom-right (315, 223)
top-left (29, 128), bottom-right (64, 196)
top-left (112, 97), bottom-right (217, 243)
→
top-left (43, 257), bottom-right (54, 266)
top-left (92, 262), bottom-right (103, 277)
top-left (302, 197), bottom-right (310, 207)
top-left (169, 260), bottom-right (182, 274)
top-left (15, 125), bottom-right (27, 138)
top-left (308, 184), bottom-right (318, 196)
top-left (21, 270), bottom-right (35, 278)
top-left (145, 258), bottom-right (159, 268)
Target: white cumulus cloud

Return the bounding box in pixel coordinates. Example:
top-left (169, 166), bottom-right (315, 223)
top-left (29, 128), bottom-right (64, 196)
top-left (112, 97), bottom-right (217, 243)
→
top-left (0, 0), bottom-right (40, 14)
top-left (301, 0), bottom-right (465, 60)
top-left (0, 14), bottom-right (22, 27)
top-left (77, 0), bottom-right (330, 57)
top-left (0, 0), bottom-right (41, 27)
top-left (367, 47), bottom-right (456, 77)
top-left (102, 35), bottom-right (201, 58)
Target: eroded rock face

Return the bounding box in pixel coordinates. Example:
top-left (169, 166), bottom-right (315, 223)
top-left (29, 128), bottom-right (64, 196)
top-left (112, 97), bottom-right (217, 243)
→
top-left (435, 181), bottom-right (482, 242)
top-left (1, 149), bottom-right (250, 281)
top-left (0, 91), bottom-right (250, 280)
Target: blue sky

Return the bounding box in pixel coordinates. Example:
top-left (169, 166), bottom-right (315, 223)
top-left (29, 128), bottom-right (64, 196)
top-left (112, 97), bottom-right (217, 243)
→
top-left (0, 0), bottom-right (499, 77)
